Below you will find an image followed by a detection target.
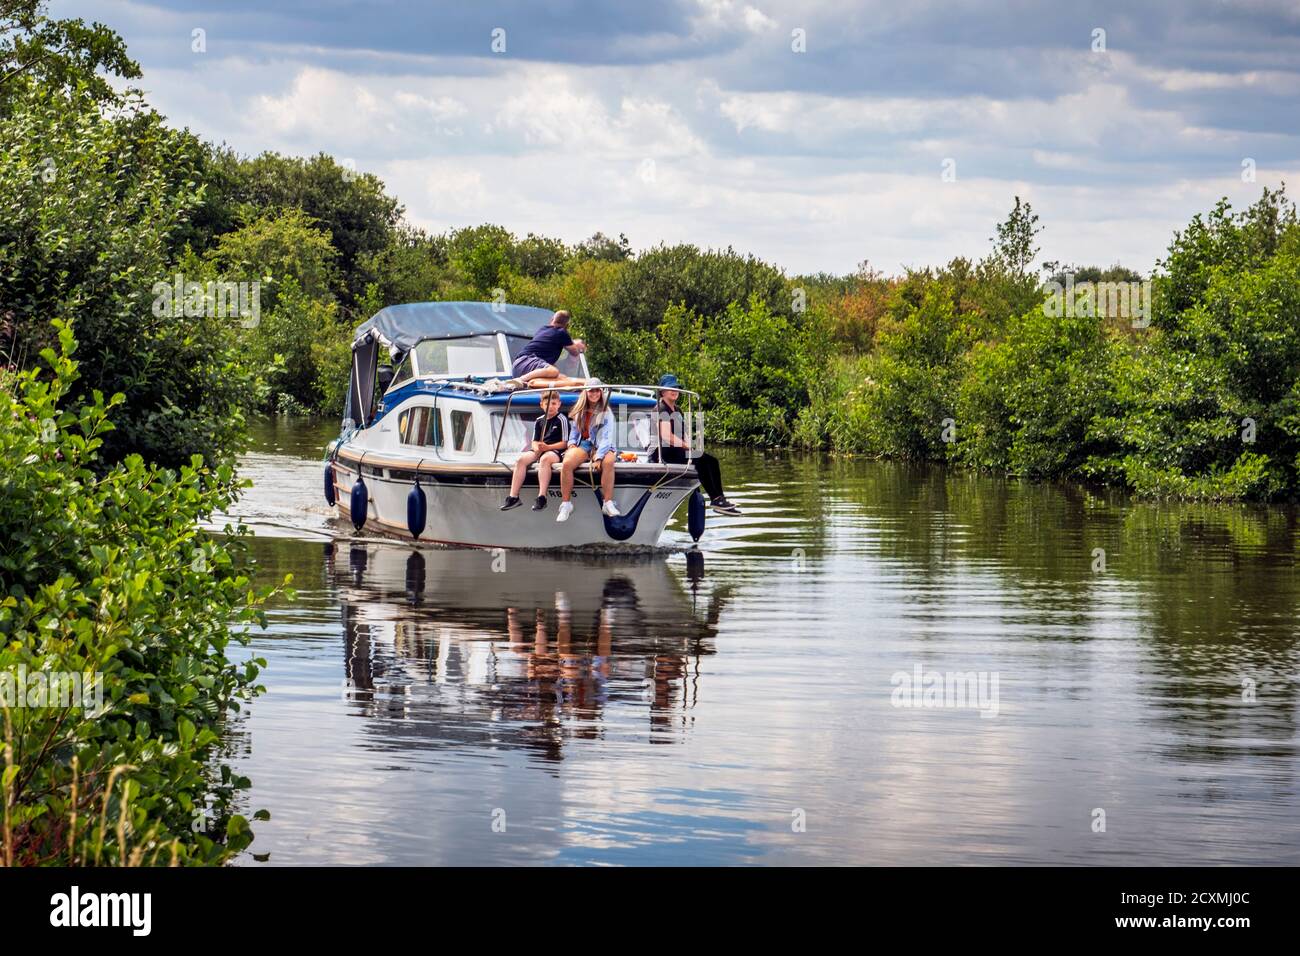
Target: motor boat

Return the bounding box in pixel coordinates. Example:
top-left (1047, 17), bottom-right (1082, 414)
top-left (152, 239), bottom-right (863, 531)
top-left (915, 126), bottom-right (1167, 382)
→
top-left (324, 302), bottom-right (709, 549)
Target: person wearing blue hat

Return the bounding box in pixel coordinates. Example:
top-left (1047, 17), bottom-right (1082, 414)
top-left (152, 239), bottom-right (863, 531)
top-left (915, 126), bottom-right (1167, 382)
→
top-left (653, 373), bottom-right (740, 515)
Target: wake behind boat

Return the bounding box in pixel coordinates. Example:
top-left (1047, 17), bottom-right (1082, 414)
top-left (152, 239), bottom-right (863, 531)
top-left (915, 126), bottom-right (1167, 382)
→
top-left (324, 301), bottom-right (710, 549)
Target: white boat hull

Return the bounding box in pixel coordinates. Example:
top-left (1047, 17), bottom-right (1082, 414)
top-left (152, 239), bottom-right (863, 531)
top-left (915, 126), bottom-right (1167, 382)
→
top-left (331, 457), bottom-right (699, 549)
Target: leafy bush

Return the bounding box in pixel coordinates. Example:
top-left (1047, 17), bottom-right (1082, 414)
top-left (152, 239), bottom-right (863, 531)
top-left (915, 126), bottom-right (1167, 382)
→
top-left (0, 86), bottom-right (258, 469)
top-left (574, 231), bottom-right (632, 263)
top-left (202, 149), bottom-right (402, 307)
top-left (849, 279), bottom-right (983, 459)
top-left (1, 323), bottom-right (281, 865)
top-left (512, 233), bottom-right (569, 279)
top-left (204, 208), bottom-right (339, 310)
top-left (609, 244), bottom-right (791, 333)
top-left (354, 226), bottom-right (449, 307)
top-left (954, 304), bottom-right (1115, 477)
top-left (793, 353), bottom-right (877, 453)
top-left (239, 277), bottom-right (343, 415)
top-left (1078, 192), bottom-right (1300, 498)
top-left (658, 296), bottom-right (812, 445)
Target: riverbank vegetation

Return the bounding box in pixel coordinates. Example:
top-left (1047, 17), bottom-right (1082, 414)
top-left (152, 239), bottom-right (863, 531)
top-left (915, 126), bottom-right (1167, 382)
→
top-left (2, 2), bottom-right (277, 865)
top-left (1, 324), bottom-right (276, 865)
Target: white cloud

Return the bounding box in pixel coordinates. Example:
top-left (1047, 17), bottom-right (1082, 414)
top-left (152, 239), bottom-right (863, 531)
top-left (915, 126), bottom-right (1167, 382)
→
top-left (59, 0), bottom-right (1300, 276)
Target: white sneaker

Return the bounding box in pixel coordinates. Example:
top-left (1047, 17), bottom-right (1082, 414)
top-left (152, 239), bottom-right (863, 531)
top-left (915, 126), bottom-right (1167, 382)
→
top-left (556, 500), bottom-right (574, 522)
top-left (601, 498), bottom-right (621, 518)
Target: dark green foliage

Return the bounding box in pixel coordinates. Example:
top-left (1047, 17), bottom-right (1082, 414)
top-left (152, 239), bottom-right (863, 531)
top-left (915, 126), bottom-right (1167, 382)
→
top-left (954, 306), bottom-right (1115, 477)
top-left (798, 190), bottom-right (1300, 500)
top-left (0, 0), bottom-right (139, 107)
top-left (1042, 262), bottom-right (1144, 286)
top-left (574, 231), bottom-right (632, 263)
top-left (1081, 194), bottom-right (1300, 499)
top-left (0, 87), bottom-right (258, 469)
top-left (0, 325), bottom-right (280, 865)
top-left (355, 226), bottom-right (450, 307)
top-left (513, 232), bottom-right (570, 279)
top-left (203, 149), bottom-right (403, 308)
top-left (1157, 189), bottom-right (1295, 320)
top-left (658, 296), bottom-right (816, 445)
top-left (608, 243), bottom-right (792, 333)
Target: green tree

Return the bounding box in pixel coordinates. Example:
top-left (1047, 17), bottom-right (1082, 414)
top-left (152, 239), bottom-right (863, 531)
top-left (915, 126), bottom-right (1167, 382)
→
top-left (954, 305), bottom-right (1115, 476)
top-left (1084, 191), bottom-right (1300, 498)
top-left (574, 231), bottom-right (632, 262)
top-left (457, 238), bottom-right (510, 295)
top-left (989, 196), bottom-right (1042, 277)
top-left (0, 0), bottom-right (139, 107)
top-left (205, 208), bottom-right (339, 310)
top-left (0, 87), bottom-right (258, 468)
top-left (245, 277), bottom-right (343, 414)
top-left (513, 232), bottom-right (569, 279)
top-left (658, 296), bottom-right (811, 445)
top-left (205, 150), bottom-right (402, 308)
top-left (356, 226), bottom-right (450, 308)
top-left (609, 244), bottom-right (791, 333)
top-left (0, 324), bottom-right (279, 865)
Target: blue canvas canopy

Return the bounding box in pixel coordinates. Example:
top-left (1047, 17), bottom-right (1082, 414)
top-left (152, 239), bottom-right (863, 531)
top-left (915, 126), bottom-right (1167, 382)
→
top-left (344, 301), bottom-right (555, 426)
top-left (353, 301), bottom-right (555, 352)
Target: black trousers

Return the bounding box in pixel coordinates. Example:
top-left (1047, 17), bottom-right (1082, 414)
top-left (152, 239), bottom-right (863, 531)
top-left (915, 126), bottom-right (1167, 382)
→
top-left (659, 448), bottom-right (725, 501)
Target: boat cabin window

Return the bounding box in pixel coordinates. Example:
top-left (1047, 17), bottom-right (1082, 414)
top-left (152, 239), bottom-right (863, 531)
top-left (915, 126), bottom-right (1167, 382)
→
top-left (490, 409), bottom-right (535, 455)
top-left (413, 336), bottom-right (507, 378)
top-left (398, 405), bottom-right (440, 446)
top-left (448, 408), bottom-right (476, 453)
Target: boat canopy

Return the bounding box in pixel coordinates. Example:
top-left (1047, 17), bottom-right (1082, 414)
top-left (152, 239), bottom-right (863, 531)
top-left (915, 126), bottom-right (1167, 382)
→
top-left (353, 301), bottom-right (554, 352)
top-left (345, 301), bottom-right (556, 427)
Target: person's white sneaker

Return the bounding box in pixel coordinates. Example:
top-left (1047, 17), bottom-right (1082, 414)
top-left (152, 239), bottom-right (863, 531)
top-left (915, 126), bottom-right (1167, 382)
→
top-left (556, 500), bottom-right (574, 522)
top-left (601, 498), bottom-right (621, 518)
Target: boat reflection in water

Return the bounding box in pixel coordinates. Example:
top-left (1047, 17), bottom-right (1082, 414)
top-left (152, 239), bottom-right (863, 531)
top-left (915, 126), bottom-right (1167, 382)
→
top-left (328, 542), bottom-right (722, 759)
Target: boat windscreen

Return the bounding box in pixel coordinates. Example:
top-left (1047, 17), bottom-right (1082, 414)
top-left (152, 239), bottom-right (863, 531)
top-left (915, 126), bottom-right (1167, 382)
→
top-left (504, 335), bottom-right (587, 379)
top-left (414, 335), bottom-right (506, 377)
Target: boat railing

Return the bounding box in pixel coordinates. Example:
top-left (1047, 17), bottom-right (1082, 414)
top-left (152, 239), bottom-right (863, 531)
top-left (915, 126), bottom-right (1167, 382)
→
top-left (489, 383), bottom-right (703, 465)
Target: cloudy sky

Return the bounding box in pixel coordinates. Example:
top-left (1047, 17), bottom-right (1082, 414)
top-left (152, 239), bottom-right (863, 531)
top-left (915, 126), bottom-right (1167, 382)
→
top-left (51, 0), bottom-right (1300, 275)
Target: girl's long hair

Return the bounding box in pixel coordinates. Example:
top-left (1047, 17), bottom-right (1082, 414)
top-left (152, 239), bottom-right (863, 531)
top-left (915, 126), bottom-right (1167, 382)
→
top-left (569, 387), bottom-right (608, 437)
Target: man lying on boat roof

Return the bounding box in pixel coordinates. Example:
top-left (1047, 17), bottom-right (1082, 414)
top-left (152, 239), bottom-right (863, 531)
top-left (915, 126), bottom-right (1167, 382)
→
top-left (508, 310), bottom-right (589, 389)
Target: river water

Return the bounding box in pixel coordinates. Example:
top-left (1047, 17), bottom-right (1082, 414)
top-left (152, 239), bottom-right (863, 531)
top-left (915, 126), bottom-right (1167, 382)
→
top-left (222, 418), bottom-right (1300, 865)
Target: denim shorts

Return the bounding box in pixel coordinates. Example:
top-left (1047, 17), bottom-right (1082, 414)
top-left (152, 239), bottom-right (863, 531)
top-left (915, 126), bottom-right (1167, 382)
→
top-left (576, 438), bottom-right (595, 454)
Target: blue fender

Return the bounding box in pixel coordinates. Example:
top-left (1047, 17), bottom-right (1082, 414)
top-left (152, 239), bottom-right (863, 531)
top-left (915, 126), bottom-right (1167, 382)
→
top-left (349, 475), bottom-right (368, 530)
top-left (405, 550), bottom-right (426, 604)
top-left (324, 461), bottom-right (336, 507)
top-left (686, 548), bottom-right (705, 584)
top-left (406, 478), bottom-right (428, 540)
top-left (348, 544), bottom-right (367, 583)
top-left (595, 489), bottom-right (650, 542)
top-left (688, 488), bottom-right (706, 541)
